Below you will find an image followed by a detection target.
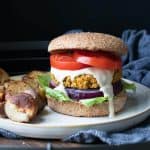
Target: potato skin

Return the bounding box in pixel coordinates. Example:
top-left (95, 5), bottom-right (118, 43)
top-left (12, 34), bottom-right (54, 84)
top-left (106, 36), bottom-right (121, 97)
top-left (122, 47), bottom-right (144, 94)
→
top-left (22, 70), bottom-right (48, 111)
top-left (0, 102), bottom-right (5, 118)
top-left (5, 93), bottom-right (38, 122)
top-left (0, 68), bottom-right (9, 118)
top-left (1, 70), bottom-right (48, 122)
top-left (0, 68), bottom-right (9, 85)
top-left (4, 80), bottom-right (38, 122)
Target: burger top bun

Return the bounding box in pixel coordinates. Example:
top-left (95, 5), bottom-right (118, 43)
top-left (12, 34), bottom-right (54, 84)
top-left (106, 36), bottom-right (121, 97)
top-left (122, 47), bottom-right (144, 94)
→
top-left (48, 32), bottom-right (127, 55)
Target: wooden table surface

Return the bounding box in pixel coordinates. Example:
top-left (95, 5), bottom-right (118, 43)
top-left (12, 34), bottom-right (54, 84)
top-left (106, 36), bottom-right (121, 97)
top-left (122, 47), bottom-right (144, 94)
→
top-left (0, 137), bottom-right (150, 150)
top-left (0, 137), bottom-right (105, 150)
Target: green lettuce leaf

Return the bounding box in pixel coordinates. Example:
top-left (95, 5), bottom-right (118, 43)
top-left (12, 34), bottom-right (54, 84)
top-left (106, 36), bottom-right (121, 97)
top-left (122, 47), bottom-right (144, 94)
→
top-left (38, 74), bottom-right (51, 88)
top-left (37, 74), bottom-right (71, 102)
top-left (45, 87), bottom-right (71, 102)
top-left (122, 80), bottom-right (136, 92)
top-left (80, 97), bottom-right (108, 107)
top-left (37, 74), bottom-right (111, 104)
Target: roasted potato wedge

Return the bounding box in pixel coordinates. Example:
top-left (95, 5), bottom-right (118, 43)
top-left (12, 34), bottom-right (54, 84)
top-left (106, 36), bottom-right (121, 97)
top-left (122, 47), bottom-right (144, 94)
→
top-left (4, 80), bottom-right (38, 122)
top-left (23, 70), bottom-right (48, 111)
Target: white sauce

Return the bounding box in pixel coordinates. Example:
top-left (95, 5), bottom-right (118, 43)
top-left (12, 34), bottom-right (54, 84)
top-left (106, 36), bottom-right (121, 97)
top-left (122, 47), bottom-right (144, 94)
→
top-left (51, 67), bottom-right (115, 117)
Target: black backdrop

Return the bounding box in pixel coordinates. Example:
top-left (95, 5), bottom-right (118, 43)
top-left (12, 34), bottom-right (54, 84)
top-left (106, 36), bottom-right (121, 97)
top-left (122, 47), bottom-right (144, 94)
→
top-left (0, 0), bottom-right (150, 74)
top-left (0, 0), bottom-right (150, 41)
top-left (0, 2), bottom-right (150, 149)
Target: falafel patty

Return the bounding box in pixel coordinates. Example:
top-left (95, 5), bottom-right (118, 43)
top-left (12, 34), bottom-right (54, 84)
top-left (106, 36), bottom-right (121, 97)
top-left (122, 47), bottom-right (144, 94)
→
top-left (63, 70), bottom-right (122, 89)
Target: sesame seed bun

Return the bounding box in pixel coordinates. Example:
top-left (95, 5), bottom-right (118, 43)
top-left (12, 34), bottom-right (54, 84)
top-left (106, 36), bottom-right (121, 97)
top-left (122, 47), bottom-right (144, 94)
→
top-left (48, 32), bottom-right (127, 55)
top-left (47, 91), bottom-right (127, 117)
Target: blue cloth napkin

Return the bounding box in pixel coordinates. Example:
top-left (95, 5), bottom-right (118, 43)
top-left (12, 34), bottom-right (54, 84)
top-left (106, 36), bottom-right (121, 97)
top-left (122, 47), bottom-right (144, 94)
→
top-left (1, 29), bottom-right (150, 145)
top-left (0, 128), bottom-right (23, 139)
top-left (122, 30), bottom-right (150, 88)
top-left (63, 29), bottom-right (150, 145)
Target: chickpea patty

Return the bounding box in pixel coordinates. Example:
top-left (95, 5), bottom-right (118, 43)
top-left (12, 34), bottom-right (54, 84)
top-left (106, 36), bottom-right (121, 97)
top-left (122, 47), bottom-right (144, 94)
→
top-left (63, 70), bottom-right (122, 89)
top-left (63, 74), bottom-right (99, 89)
top-left (50, 70), bottom-right (122, 90)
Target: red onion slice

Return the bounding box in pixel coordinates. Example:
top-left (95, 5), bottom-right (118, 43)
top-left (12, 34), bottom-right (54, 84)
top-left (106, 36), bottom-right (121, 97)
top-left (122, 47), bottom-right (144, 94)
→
top-left (65, 88), bottom-right (104, 100)
top-left (65, 80), bottom-right (122, 100)
top-left (49, 80), bottom-right (57, 88)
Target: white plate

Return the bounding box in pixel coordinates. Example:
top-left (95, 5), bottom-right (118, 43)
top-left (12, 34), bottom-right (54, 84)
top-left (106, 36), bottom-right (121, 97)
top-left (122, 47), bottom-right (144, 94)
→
top-left (0, 77), bottom-right (150, 139)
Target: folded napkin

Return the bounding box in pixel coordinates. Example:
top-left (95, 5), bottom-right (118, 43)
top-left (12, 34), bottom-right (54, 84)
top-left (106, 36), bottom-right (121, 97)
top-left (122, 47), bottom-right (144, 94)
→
top-left (63, 29), bottom-right (150, 145)
top-left (0, 128), bottom-right (22, 139)
top-left (1, 29), bottom-right (150, 145)
top-left (122, 30), bottom-right (150, 88)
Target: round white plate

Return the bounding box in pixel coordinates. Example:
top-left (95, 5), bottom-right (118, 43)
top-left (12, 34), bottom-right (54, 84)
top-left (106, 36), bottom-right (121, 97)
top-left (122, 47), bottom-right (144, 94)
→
top-left (0, 77), bottom-right (150, 139)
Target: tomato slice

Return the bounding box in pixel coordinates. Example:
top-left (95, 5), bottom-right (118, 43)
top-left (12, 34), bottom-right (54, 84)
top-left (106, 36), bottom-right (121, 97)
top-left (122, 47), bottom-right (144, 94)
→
top-left (50, 52), bottom-right (89, 70)
top-left (73, 51), bottom-right (122, 70)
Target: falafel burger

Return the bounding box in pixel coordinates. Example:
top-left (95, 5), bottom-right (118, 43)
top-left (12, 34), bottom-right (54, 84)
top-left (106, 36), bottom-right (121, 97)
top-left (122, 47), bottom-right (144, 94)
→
top-left (39, 32), bottom-right (133, 117)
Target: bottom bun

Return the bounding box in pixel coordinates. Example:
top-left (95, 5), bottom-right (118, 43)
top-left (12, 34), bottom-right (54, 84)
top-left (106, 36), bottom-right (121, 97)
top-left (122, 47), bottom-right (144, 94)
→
top-left (47, 91), bottom-right (127, 117)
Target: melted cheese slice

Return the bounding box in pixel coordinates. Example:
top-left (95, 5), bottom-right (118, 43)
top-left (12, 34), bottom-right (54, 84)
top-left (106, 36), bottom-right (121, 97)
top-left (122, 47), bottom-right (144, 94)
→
top-left (51, 67), bottom-right (115, 117)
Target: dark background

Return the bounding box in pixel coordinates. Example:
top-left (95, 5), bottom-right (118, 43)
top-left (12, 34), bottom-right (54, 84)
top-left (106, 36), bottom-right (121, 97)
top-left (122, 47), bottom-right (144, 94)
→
top-left (0, 0), bottom-right (150, 41)
top-left (0, 2), bottom-right (150, 149)
top-left (0, 0), bottom-right (150, 74)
